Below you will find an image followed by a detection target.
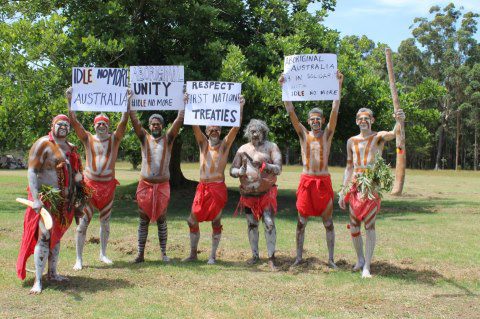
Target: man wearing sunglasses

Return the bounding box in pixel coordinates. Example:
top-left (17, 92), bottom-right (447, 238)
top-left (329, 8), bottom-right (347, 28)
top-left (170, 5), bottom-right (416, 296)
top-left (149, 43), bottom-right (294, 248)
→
top-left (279, 71), bottom-right (344, 269)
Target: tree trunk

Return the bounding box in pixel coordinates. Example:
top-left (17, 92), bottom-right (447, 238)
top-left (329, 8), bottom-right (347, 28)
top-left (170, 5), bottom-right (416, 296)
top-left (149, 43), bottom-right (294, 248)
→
top-left (169, 136), bottom-right (190, 188)
top-left (434, 121), bottom-right (446, 170)
top-left (475, 121), bottom-right (478, 171)
top-left (285, 146), bottom-right (290, 165)
top-left (455, 110), bottom-right (461, 170)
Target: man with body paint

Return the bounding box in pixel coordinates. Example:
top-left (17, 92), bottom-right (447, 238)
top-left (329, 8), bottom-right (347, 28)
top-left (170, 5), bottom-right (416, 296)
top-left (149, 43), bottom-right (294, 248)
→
top-left (183, 96), bottom-right (244, 264)
top-left (230, 119), bottom-right (282, 271)
top-left (339, 107), bottom-right (405, 278)
top-left (66, 87), bottom-right (130, 270)
top-left (17, 114), bottom-right (82, 293)
top-left (279, 71), bottom-right (344, 268)
top-left (130, 107), bottom-right (185, 263)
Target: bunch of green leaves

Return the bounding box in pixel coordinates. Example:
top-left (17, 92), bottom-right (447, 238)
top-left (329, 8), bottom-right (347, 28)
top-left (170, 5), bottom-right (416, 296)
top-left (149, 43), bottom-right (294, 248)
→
top-left (354, 153), bottom-right (394, 199)
top-left (39, 184), bottom-right (63, 214)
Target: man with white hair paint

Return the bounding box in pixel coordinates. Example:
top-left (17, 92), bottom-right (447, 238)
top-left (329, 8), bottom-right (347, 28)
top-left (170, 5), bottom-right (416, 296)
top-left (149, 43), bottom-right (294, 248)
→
top-left (130, 107), bottom-right (184, 263)
top-left (66, 87), bottom-right (130, 270)
top-left (339, 107), bottom-right (405, 278)
top-left (230, 119), bottom-right (282, 271)
top-left (279, 71), bottom-right (344, 269)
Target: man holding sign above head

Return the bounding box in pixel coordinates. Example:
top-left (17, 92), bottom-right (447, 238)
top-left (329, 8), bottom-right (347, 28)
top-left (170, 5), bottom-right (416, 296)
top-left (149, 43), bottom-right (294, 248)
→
top-left (279, 68), bottom-right (344, 269)
top-left (183, 95), bottom-right (244, 264)
top-left (230, 119), bottom-right (282, 271)
top-left (129, 106), bottom-right (185, 263)
top-left (66, 81), bottom-right (130, 270)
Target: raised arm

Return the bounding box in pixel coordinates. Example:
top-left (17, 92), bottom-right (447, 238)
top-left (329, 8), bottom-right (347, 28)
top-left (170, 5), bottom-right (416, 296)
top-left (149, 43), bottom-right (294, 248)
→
top-left (279, 75), bottom-right (307, 140)
top-left (326, 71), bottom-right (344, 139)
top-left (129, 110), bottom-right (146, 141)
top-left (114, 89), bottom-right (132, 140)
top-left (223, 95), bottom-right (245, 147)
top-left (377, 109), bottom-right (405, 142)
top-left (166, 109), bottom-right (185, 144)
top-left (66, 87), bottom-right (88, 142)
top-left (339, 139), bottom-right (354, 210)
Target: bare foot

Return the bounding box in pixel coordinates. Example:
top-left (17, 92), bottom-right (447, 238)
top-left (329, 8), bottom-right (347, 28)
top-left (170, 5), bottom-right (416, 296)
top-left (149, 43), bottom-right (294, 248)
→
top-left (290, 258), bottom-right (302, 268)
top-left (268, 258), bottom-right (278, 272)
top-left (246, 255), bottom-right (259, 265)
top-left (47, 273), bottom-right (69, 282)
top-left (328, 260), bottom-right (338, 269)
top-left (361, 267), bottom-right (372, 278)
top-left (162, 255), bottom-right (170, 262)
top-left (73, 259), bottom-right (83, 271)
top-left (352, 259), bottom-right (365, 272)
top-left (182, 255), bottom-right (198, 262)
top-left (207, 258), bottom-right (216, 265)
top-left (100, 255), bottom-right (113, 264)
top-left (133, 255), bottom-right (144, 263)
top-left (29, 281), bottom-right (42, 294)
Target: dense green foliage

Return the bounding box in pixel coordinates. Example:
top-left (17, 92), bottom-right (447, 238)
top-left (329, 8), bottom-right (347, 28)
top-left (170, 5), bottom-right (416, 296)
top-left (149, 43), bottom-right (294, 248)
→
top-left (0, 1), bottom-right (478, 171)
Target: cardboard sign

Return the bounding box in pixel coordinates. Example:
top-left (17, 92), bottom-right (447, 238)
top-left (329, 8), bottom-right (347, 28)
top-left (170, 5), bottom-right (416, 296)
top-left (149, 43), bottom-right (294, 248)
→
top-left (282, 54), bottom-right (339, 101)
top-left (71, 67), bottom-right (128, 112)
top-left (184, 81), bottom-right (241, 127)
top-left (130, 66), bottom-right (184, 111)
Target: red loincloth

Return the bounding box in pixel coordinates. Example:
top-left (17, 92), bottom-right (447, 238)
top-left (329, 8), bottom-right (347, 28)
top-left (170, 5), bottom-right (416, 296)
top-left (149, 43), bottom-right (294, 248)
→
top-left (16, 191), bottom-right (74, 280)
top-left (236, 186), bottom-right (278, 221)
top-left (84, 176), bottom-right (119, 210)
top-left (296, 174), bottom-right (334, 217)
top-left (136, 179), bottom-right (171, 222)
top-left (192, 181), bottom-right (228, 222)
top-left (344, 184), bottom-right (381, 221)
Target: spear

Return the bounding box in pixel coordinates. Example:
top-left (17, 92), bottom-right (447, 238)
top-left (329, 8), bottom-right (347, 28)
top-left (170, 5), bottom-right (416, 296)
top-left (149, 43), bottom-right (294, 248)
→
top-left (385, 48), bottom-right (406, 195)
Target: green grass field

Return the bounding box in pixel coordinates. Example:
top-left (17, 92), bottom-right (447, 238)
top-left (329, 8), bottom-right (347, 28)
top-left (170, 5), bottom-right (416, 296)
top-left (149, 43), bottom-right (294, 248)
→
top-left (1, 163), bottom-right (479, 318)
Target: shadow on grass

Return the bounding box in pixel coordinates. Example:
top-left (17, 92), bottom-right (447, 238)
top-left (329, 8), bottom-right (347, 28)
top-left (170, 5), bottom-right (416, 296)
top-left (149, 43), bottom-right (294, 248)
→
top-left (22, 275), bottom-right (133, 300)
top-left (110, 181), bottom-right (470, 225)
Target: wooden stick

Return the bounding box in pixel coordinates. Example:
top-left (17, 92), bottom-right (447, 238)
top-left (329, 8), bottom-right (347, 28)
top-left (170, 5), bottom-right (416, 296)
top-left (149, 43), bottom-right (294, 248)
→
top-left (16, 198), bottom-right (53, 230)
top-left (385, 48), bottom-right (406, 196)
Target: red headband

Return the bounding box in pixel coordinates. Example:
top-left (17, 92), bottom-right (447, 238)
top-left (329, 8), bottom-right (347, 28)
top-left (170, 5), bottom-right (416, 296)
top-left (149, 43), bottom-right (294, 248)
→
top-left (52, 114), bottom-right (70, 125)
top-left (94, 115), bottom-right (110, 125)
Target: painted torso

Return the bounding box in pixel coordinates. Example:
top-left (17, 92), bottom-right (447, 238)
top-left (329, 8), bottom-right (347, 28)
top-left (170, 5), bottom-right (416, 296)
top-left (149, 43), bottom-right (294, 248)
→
top-left (349, 132), bottom-right (384, 174)
top-left (83, 133), bottom-right (120, 181)
top-left (28, 136), bottom-right (74, 196)
top-left (199, 141), bottom-right (230, 182)
top-left (300, 131), bottom-right (330, 175)
top-left (140, 133), bottom-right (172, 183)
top-left (238, 142), bottom-right (278, 196)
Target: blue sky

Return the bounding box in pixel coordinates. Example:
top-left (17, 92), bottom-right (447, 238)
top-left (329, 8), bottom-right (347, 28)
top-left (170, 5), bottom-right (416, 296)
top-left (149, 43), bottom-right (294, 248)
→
top-left (312, 0), bottom-right (479, 51)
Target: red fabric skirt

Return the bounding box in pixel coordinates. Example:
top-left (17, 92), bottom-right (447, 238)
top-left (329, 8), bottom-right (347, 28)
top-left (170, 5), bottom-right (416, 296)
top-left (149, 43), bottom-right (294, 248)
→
top-left (84, 176), bottom-right (119, 210)
top-left (136, 179), bottom-right (171, 222)
top-left (192, 181), bottom-right (228, 222)
top-left (296, 174), bottom-right (334, 217)
top-left (345, 184), bottom-right (381, 221)
top-left (237, 186), bottom-right (278, 221)
top-left (16, 191), bottom-right (74, 280)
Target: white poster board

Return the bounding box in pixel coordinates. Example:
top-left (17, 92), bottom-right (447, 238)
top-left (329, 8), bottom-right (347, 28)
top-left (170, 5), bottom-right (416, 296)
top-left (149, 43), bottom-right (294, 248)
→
top-left (184, 81), bottom-right (241, 127)
top-left (130, 66), bottom-right (184, 111)
top-left (282, 54), bottom-right (339, 101)
top-left (71, 67), bottom-right (128, 112)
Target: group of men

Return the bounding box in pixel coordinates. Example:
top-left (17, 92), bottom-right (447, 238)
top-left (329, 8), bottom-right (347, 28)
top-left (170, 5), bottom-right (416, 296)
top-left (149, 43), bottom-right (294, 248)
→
top-left (17, 71), bottom-right (405, 293)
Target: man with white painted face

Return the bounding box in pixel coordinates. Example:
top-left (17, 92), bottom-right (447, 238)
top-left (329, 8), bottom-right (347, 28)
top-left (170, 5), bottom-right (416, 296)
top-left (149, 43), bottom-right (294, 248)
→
top-left (230, 119), bottom-right (282, 271)
top-left (183, 96), bottom-right (244, 264)
top-left (279, 71), bottom-right (343, 268)
top-left (17, 114), bottom-right (83, 294)
top-left (339, 107), bottom-right (405, 278)
top-left (66, 87), bottom-right (130, 270)
top-left (130, 106), bottom-right (185, 263)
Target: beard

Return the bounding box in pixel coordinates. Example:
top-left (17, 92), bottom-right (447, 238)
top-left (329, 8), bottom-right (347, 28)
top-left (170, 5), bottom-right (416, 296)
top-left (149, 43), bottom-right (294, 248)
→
top-left (209, 135), bottom-right (220, 145)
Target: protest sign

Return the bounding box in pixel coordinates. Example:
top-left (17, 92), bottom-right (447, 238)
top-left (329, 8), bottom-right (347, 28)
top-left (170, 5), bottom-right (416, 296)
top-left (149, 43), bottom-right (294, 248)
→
top-left (71, 67), bottom-right (128, 112)
top-left (282, 54), bottom-right (339, 101)
top-left (130, 66), bottom-right (184, 111)
top-left (184, 81), bottom-right (241, 127)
